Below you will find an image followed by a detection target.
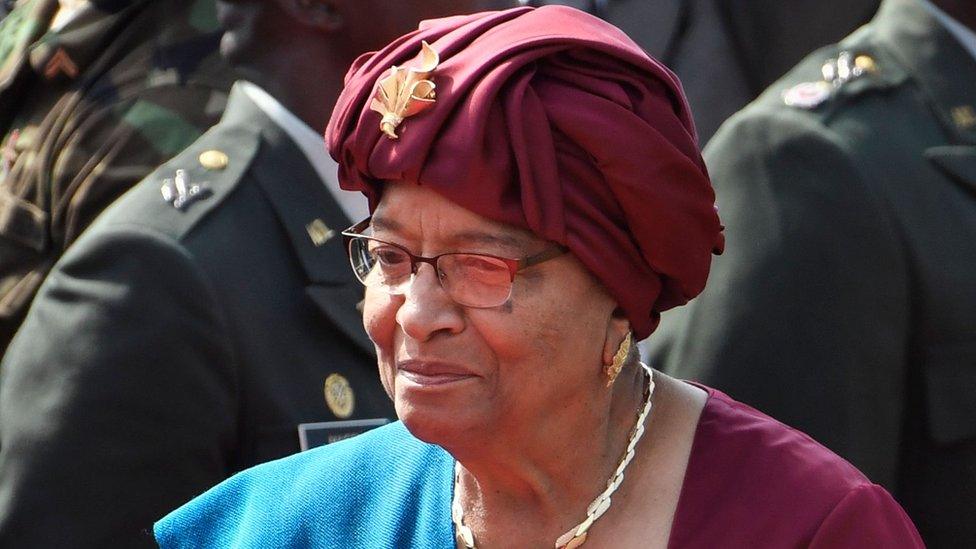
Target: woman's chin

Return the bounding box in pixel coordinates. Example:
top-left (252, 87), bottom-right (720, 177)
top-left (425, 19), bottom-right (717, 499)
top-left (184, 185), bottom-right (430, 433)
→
top-left (396, 396), bottom-right (480, 448)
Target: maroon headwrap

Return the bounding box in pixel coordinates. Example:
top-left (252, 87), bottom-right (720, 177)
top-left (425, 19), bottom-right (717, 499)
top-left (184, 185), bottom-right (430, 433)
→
top-left (326, 6), bottom-right (724, 338)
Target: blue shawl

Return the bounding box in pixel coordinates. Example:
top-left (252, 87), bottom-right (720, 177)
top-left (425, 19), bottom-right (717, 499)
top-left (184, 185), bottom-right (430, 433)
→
top-left (155, 422), bottom-right (455, 548)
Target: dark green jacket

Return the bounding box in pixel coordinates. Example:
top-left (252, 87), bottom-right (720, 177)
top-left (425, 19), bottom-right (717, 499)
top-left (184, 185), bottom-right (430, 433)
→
top-left (0, 84), bottom-right (394, 547)
top-left (0, 0), bottom-right (236, 354)
top-left (648, 0), bottom-right (976, 545)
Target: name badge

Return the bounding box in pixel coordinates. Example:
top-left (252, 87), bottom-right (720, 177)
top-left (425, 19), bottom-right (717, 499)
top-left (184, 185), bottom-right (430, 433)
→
top-left (297, 418), bottom-right (391, 451)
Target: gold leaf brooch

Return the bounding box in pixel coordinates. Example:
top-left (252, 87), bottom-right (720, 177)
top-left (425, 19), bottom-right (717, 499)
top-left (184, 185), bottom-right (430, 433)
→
top-left (369, 41), bottom-right (439, 139)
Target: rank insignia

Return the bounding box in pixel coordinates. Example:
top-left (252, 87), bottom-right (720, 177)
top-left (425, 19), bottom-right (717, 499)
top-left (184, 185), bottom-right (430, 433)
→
top-left (951, 106), bottom-right (976, 130)
top-left (306, 218), bottom-right (335, 247)
top-left (160, 169), bottom-right (211, 210)
top-left (43, 48), bottom-right (79, 80)
top-left (324, 373), bottom-right (355, 419)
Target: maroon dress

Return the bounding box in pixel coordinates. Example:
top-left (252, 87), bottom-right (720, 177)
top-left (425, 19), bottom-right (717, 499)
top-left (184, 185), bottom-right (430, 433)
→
top-left (669, 388), bottom-right (924, 547)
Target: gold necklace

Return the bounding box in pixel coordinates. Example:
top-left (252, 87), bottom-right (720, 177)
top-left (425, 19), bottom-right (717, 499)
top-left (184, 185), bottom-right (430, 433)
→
top-left (452, 364), bottom-right (656, 549)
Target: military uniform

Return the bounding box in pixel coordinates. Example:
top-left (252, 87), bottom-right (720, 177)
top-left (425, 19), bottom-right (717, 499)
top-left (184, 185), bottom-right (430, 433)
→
top-left (0, 84), bottom-right (395, 547)
top-left (532, 0), bottom-right (879, 141)
top-left (647, 0), bottom-right (976, 545)
top-left (0, 0), bottom-right (235, 354)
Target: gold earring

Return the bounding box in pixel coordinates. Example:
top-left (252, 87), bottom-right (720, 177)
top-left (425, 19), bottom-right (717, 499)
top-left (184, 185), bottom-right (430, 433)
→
top-left (605, 332), bottom-right (632, 387)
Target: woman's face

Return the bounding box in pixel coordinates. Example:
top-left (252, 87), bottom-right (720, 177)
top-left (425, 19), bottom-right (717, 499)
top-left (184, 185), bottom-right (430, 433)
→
top-left (363, 184), bottom-right (621, 448)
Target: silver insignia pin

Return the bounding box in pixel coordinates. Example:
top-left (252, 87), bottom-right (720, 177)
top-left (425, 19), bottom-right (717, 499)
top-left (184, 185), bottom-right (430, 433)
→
top-left (160, 169), bottom-right (211, 210)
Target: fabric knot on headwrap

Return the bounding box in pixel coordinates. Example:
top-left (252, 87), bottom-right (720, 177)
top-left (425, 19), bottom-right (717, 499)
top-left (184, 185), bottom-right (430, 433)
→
top-left (326, 6), bottom-right (725, 339)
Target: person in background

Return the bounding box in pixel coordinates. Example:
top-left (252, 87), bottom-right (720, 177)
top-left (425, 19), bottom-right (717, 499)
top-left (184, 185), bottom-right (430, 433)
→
top-left (0, 0), bottom-right (237, 355)
top-left (0, 1), bottom-right (513, 547)
top-left (156, 6), bottom-right (921, 548)
top-left (647, 0), bottom-right (976, 545)
top-left (524, 0), bottom-right (880, 141)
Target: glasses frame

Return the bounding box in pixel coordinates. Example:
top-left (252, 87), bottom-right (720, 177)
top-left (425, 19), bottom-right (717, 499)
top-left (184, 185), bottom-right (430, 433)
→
top-left (341, 217), bottom-right (568, 307)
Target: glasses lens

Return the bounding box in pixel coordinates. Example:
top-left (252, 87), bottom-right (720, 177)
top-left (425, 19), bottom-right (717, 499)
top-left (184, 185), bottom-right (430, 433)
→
top-left (349, 238), bottom-right (412, 293)
top-left (438, 254), bottom-right (513, 308)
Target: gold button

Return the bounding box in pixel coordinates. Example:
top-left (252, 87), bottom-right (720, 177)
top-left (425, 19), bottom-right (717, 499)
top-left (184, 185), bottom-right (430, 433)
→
top-left (198, 149), bottom-right (229, 171)
top-left (854, 55), bottom-right (877, 73)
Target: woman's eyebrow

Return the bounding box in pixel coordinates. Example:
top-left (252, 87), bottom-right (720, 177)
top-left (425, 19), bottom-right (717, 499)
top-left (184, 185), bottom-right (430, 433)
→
top-left (369, 216), bottom-right (402, 233)
top-left (371, 217), bottom-right (527, 251)
top-left (451, 230), bottom-right (526, 251)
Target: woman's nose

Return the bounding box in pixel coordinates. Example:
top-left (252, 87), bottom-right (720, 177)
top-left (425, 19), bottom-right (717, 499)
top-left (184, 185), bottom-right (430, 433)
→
top-left (395, 263), bottom-right (465, 341)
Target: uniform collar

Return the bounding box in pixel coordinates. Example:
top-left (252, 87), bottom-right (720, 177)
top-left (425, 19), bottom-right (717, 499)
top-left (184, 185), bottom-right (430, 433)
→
top-left (919, 0), bottom-right (976, 62)
top-left (237, 80), bottom-right (368, 223)
top-left (874, 0), bottom-right (976, 144)
top-left (219, 85), bottom-right (375, 354)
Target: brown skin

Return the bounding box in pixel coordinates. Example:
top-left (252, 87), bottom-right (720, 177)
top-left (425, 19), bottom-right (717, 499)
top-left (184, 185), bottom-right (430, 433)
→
top-left (363, 184), bottom-right (708, 548)
top-left (931, 0), bottom-right (976, 30)
top-left (214, 0), bottom-right (516, 131)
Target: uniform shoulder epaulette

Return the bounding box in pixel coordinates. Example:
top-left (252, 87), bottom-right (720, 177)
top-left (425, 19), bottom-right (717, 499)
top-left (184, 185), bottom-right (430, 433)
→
top-left (780, 40), bottom-right (908, 112)
top-left (155, 123), bottom-right (259, 204)
top-left (94, 123), bottom-right (261, 239)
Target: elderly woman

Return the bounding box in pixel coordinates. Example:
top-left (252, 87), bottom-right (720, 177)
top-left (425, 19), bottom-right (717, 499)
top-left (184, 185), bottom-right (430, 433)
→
top-left (155, 6), bottom-right (922, 548)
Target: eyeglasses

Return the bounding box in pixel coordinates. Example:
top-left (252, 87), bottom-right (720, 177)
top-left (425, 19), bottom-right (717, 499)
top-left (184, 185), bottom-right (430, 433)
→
top-left (341, 217), bottom-right (568, 308)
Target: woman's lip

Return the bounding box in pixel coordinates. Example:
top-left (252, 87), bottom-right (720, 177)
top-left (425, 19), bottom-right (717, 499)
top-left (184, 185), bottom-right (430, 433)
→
top-left (397, 361), bottom-right (476, 386)
top-left (398, 370), bottom-right (475, 386)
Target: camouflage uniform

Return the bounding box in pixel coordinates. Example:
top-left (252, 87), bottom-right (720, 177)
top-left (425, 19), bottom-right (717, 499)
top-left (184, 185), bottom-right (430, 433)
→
top-left (0, 0), bottom-right (236, 354)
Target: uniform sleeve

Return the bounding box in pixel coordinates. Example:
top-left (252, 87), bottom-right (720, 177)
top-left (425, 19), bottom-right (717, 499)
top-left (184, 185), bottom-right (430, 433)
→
top-left (647, 107), bottom-right (911, 485)
top-left (0, 224), bottom-right (238, 548)
top-left (810, 484), bottom-right (924, 548)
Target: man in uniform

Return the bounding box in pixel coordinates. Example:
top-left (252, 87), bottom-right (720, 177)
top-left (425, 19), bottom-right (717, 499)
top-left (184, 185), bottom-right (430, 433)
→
top-left (648, 0), bottom-right (976, 545)
top-left (524, 0), bottom-right (880, 141)
top-left (0, 0), bottom-right (512, 547)
top-left (0, 0), bottom-right (236, 354)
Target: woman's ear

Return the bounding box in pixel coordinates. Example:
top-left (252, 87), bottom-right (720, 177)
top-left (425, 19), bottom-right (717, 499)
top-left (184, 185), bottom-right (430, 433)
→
top-left (602, 311), bottom-right (632, 367)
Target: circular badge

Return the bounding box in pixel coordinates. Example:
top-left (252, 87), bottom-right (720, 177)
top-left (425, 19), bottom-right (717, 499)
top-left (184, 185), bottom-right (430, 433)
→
top-left (324, 373), bottom-right (355, 419)
top-left (782, 81), bottom-right (831, 109)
